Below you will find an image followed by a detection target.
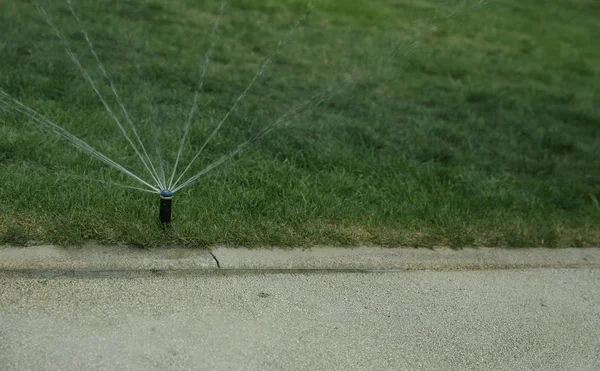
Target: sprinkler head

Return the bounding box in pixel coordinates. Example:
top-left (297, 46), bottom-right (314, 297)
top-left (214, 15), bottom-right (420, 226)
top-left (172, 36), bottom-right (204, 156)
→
top-left (159, 190), bottom-right (174, 224)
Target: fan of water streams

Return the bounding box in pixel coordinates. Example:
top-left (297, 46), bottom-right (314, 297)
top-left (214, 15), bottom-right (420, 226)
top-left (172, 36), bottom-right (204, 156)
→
top-left (0, 0), bottom-right (486, 223)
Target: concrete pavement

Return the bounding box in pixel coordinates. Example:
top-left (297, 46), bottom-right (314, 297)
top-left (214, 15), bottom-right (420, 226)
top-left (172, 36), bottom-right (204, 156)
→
top-left (1, 245), bottom-right (599, 370)
top-left (2, 244), bottom-right (600, 273)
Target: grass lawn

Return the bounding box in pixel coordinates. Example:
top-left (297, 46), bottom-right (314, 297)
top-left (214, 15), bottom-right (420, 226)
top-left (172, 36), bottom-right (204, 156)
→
top-left (1, 0), bottom-right (599, 247)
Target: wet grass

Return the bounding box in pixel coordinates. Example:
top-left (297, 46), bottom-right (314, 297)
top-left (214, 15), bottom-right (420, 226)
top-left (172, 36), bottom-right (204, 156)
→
top-left (1, 0), bottom-right (599, 247)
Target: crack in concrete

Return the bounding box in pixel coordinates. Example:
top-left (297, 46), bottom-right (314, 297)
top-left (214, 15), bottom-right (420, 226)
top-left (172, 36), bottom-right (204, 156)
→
top-left (209, 251), bottom-right (221, 269)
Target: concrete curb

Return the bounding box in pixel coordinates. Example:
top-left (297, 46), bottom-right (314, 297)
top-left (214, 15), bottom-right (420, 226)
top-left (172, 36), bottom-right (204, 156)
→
top-left (211, 246), bottom-right (600, 270)
top-left (0, 245), bottom-right (217, 271)
top-left (1, 245), bottom-right (599, 273)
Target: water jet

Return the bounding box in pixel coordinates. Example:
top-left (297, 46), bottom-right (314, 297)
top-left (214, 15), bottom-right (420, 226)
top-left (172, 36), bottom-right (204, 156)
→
top-left (0, 0), bottom-right (484, 230)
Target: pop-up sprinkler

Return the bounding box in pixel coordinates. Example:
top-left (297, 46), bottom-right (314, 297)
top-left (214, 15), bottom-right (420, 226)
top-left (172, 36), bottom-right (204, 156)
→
top-left (159, 190), bottom-right (174, 224)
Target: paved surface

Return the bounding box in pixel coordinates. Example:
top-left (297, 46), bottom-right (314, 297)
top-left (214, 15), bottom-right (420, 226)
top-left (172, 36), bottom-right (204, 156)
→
top-left (1, 246), bottom-right (599, 370)
top-left (210, 246), bottom-right (600, 270)
top-left (0, 244), bottom-right (215, 271)
top-left (2, 244), bottom-right (600, 272)
top-left (1, 267), bottom-right (600, 370)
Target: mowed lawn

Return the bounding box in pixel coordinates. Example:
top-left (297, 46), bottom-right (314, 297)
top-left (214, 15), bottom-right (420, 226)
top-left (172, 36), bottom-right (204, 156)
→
top-left (0, 0), bottom-right (599, 247)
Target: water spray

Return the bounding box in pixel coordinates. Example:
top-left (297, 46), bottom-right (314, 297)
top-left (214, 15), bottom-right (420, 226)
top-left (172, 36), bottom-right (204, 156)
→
top-left (159, 190), bottom-right (174, 224)
top-left (0, 0), bottom-right (490, 227)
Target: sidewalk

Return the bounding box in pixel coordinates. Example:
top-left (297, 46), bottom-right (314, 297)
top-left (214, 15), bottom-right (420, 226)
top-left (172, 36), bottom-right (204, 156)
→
top-left (1, 245), bottom-right (599, 370)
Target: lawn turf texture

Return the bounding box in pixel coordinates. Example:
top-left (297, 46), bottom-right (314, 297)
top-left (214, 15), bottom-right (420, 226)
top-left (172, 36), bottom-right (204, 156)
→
top-left (1, 0), bottom-right (599, 247)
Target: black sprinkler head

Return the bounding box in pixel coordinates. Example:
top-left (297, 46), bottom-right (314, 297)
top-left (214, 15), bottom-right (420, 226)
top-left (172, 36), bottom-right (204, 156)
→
top-left (159, 190), bottom-right (174, 224)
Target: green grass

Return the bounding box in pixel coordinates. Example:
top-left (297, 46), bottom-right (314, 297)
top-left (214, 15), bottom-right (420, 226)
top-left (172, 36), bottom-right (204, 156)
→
top-left (1, 0), bottom-right (599, 247)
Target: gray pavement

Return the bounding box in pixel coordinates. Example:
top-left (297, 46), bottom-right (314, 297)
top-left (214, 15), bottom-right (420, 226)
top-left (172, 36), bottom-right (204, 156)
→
top-left (2, 244), bottom-right (600, 272)
top-left (1, 246), bottom-right (600, 370)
